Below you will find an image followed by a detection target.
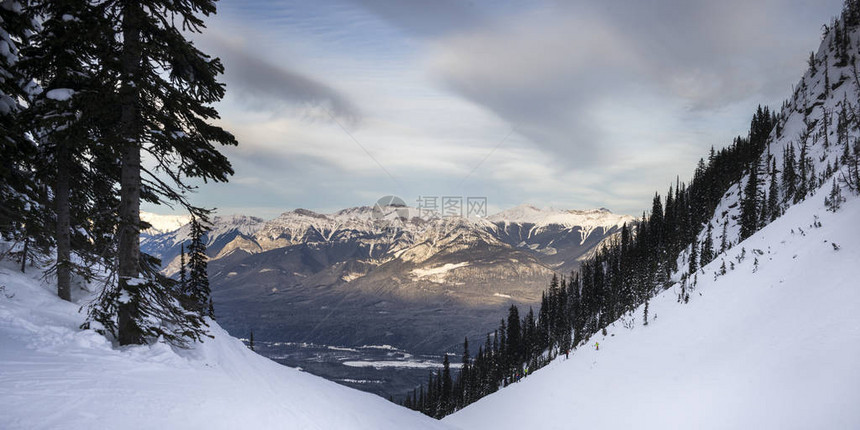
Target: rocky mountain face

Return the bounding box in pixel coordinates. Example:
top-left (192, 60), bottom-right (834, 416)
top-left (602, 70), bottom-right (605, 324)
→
top-left (142, 205), bottom-right (633, 353)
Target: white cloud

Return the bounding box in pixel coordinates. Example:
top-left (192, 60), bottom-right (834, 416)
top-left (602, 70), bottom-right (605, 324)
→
top-left (169, 0), bottom-right (845, 219)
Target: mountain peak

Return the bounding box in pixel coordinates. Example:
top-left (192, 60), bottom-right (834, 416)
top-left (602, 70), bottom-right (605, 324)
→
top-left (212, 213), bottom-right (265, 224)
top-left (290, 208), bottom-right (329, 219)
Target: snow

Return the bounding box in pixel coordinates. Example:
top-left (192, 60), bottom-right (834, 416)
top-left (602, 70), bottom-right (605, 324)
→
top-left (487, 204), bottom-right (634, 230)
top-left (410, 262), bottom-right (470, 279)
top-left (0, 94), bottom-right (15, 115)
top-left (342, 271), bottom-right (365, 282)
top-left (44, 88), bottom-right (75, 101)
top-left (343, 360), bottom-right (463, 370)
top-left (446, 192), bottom-right (860, 430)
top-left (139, 211), bottom-right (191, 235)
top-left (0, 260), bottom-right (452, 429)
top-left (1, 1), bottom-right (23, 13)
top-left (358, 344), bottom-right (399, 350)
top-left (0, 35), bottom-right (11, 56)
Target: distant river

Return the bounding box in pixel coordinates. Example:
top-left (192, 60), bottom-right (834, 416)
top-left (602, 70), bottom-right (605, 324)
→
top-left (253, 340), bottom-right (461, 401)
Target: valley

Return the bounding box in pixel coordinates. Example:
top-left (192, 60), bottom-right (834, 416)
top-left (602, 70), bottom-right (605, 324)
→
top-left (141, 205), bottom-right (632, 398)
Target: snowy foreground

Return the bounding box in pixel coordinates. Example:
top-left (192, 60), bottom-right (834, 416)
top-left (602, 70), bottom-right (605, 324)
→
top-left (447, 193), bottom-right (860, 430)
top-left (0, 269), bottom-right (449, 429)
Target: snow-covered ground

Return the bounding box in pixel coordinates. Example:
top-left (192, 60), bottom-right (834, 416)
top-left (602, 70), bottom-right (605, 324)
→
top-left (343, 360), bottom-right (462, 370)
top-left (445, 192), bottom-right (860, 429)
top-left (0, 263), bottom-right (451, 429)
top-left (410, 262), bottom-right (471, 282)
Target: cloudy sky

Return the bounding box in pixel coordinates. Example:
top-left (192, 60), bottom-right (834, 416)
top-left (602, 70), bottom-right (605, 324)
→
top-left (148, 0), bottom-right (845, 219)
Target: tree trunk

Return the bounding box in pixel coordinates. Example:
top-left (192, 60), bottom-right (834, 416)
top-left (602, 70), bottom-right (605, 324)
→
top-left (56, 144), bottom-right (71, 301)
top-left (117, 1), bottom-right (143, 345)
top-left (20, 235), bottom-right (27, 273)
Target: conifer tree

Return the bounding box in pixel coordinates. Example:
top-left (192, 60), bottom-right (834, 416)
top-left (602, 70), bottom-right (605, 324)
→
top-left (505, 305), bottom-right (521, 374)
top-left (783, 144), bottom-right (797, 203)
top-left (460, 337), bottom-right (471, 407)
top-left (740, 160), bottom-right (759, 240)
top-left (701, 223), bottom-right (714, 266)
top-left (796, 138), bottom-right (810, 202)
top-left (522, 307), bottom-right (536, 360)
top-left (179, 244), bottom-right (187, 291)
top-left (92, 0), bottom-right (236, 346)
top-left (0, 1), bottom-right (39, 251)
top-left (844, 0), bottom-right (860, 28)
top-left (440, 354), bottom-right (452, 416)
top-left (19, 0), bottom-right (118, 301)
top-left (688, 234), bottom-right (698, 274)
top-left (825, 179), bottom-right (845, 211)
top-left (649, 193), bottom-right (664, 246)
top-left (767, 159), bottom-right (780, 221)
top-left (185, 215), bottom-right (211, 317)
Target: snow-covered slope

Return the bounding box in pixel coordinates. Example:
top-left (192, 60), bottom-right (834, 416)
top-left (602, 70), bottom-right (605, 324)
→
top-left (446, 186), bottom-right (860, 430)
top-left (0, 262), bottom-right (451, 430)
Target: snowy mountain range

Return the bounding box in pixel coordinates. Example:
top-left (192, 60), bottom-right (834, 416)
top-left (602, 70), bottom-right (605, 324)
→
top-left (140, 205), bottom-right (633, 354)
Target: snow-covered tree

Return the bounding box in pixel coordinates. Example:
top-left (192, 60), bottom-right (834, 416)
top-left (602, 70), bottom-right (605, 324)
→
top-left (0, 1), bottom-right (37, 246)
top-left (19, 0), bottom-right (118, 301)
top-left (93, 0), bottom-right (236, 346)
top-left (740, 160), bottom-right (760, 240)
top-left (701, 223), bottom-right (714, 266)
top-left (184, 215), bottom-right (211, 317)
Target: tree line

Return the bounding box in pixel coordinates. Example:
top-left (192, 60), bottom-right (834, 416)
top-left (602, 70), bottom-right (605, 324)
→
top-left (0, 0), bottom-right (233, 347)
